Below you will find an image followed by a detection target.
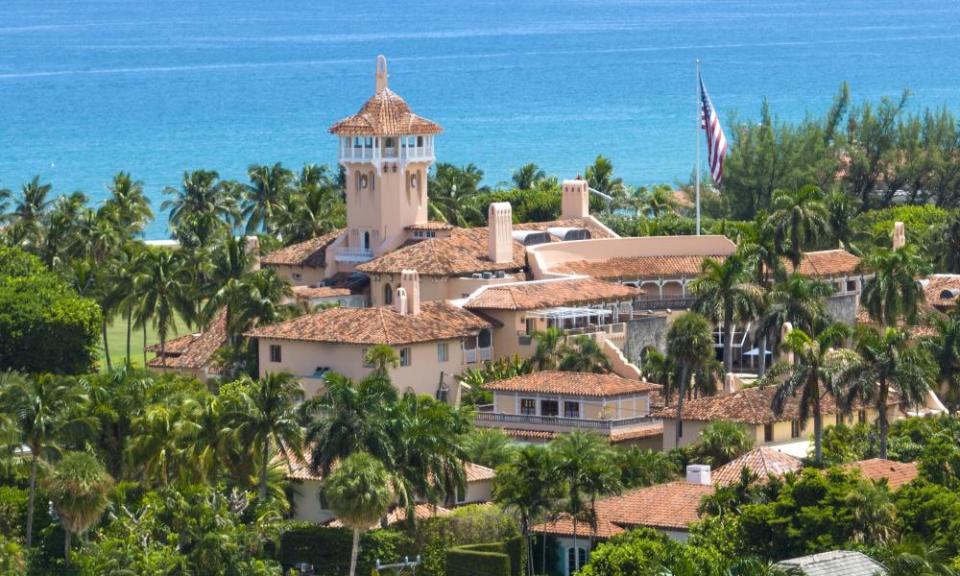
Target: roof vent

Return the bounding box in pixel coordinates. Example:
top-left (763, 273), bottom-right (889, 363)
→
top-left (495, 271), bottom-right (506, 278)
top-left (686, 464), bottom-right (711, 486)
top-left (941, 288), bottom-right (960, 300)
top-left (547, 227), bottom-right (591, 241)
top-left (511, 230), bottom-right (551, 246)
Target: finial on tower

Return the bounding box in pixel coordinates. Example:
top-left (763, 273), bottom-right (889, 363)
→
top-left (375, 55), bottom-right (389, 93)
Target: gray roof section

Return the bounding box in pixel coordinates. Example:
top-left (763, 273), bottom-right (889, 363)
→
top-left (776, 551), bottom-right (887, 576)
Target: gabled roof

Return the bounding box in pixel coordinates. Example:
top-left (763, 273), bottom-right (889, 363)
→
top-left (261, 229), bottom-right (343, 268)
top-left (245, 301), bottom-right (491, 346)
top-left (845, 458), bottom-right (918, 490)
top-left (328, 88), bottom-right (442, 137)
top-left (483, 371), bottom-right (660, 398)
top-left (464, 462), bottom-right (496, 482)
top-left (357, 217), bottom-right (615, 277)
top-left (462, 277), bottom-right (640, 311)
top-left (776, 551), bottom-right (887, 576)
top-left (711, 447), bottom-right (804, 486)
top-left (533, 481), bottom-right (714, 537)
top-left (146, 310), bottom-right (227, 372)
top-left (785, 249), bottom-right (861, 277)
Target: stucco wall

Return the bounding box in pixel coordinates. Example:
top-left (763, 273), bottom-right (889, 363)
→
top-left (826, 293), bottom-right (859, 325)
top-left (290, 479), bottom-right (335, 524)
top-left (623, 314), bottom-right (669, 364)
top-left (264, 263), bottom-right (328, 287)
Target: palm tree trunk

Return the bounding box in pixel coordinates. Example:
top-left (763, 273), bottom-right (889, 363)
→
top-left (758, 333), bottom-right (768, 377)
top-left (878, 381), bottom-right (890, 459)
top-left (724, 318), bottom-right (734, 374)
top-left (259, 437), bottom-right (270, 501)
top-left (102, 319), bottom-right (113, 371)
top-left (349, 527), bottom-right (360, 576)
top-left (571, 516), bottom-right (579, 573)
top-left (64, 530), bottom-right (71, 566)
top-left (26, 454), bottom-right (37, 548)
top-left (126, 308), bottom-right (132, 366)
top-left (541, 532), bottom-right (546, 576)
top-left (142, 323), bottom-right (147, 367)
top-left (675, 368), bottom-right (688, 446)
top-left (813, 402), bottom-right (823, 463)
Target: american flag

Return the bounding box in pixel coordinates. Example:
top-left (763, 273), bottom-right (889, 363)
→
top-left (699, 75), bottom-right (728, 186)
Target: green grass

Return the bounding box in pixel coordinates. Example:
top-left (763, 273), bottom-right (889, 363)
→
top-left (96, 312), bottom-right (191, 371)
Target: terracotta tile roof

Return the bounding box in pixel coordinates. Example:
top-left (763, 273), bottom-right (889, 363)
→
top-left (784, 249), bottom-right (861, 277)
top-left (147, 310), bottom-right (227, 371)
top-left (671, 190), bottom-right (694, 208)
top-left (245, 301), bottom-right (491, 345)
top-left (357, 218), bottom-right (615, 277)
top-left (484, 371), bottom-right (660, 398)
top-left (328, 504), bottom-right (451, 529)
top-left (291, 285), bottom-right (352, 300)
top-left (407, 221), bottom-right (455, 231)
top-left (922, 275), bottom-right (960, 310)
top-left (845, 458), bottom-right (918, 490)
top-left (533, 481), bottom-right (714, 537)
top-left (261, 229), bottom-right (343, 267)
top-left (609, 423), bottom-right (664, 443)
top-left (711, 447), bottom-right (804, 486)
top-left (650, 385), bottom-right (894, 425)
top-left (555, 255), bottom-right (725, 280)
top-left (464, 462), bottom-right (496, 482)
top-left (501, 429), bottom-right (556, 441)
top-left (328, 88), bottom-right (442, 137)
top-left (856, 308), bottom-right (937, 339)
top-left (463, 277), bottom-right (641, 311)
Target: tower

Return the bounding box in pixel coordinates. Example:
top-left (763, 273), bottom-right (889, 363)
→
top-left (328, 56), bottom-right (442, 264)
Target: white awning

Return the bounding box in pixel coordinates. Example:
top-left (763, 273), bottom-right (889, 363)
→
top-left (526, 306), bottom-right (614, 321)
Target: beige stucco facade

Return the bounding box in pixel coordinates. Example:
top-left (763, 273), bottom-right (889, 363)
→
top-left (368, 272), bottom-right (521, 307)
top-left (267, 263), bottom-right (330, 287)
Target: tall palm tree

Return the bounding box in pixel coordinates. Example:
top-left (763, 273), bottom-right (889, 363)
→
top-left (179, 394), bottom-right (235, 483)
top-left (0, 373), bottom-right (93, 547)
top-left (691, 253), bottom-right (763, 373)
top-left (551, 431), bottom-right (621, 573)
top-left (133, 248), bottom-right (194, 365)
top-left (920, 309), bottom-right (960, 413)
top-left (531, 327), bottom-right (568, 371)
top-left (3, 176), bottom-right (56, 251)
top-left (861, 245), bottom-right (928, 326)
top-left (494, 445), bottom-right (559, 576)
top-left (759, 325), bottom-right (852, 463)
top-left (512, 163), bottom-right (546, 190)
top-left (428, 163), bottom-right (486, 226)
top-left (235, 373), bottom-right (304, 500)
top-left (585, 155), bottom-right (623, 195)
top-left (45, 451), bottom-right (114, 566)
top-left (759, 273), bottom-right (832, 359)
top-left (558, 336), bottom-right (612, 373)
top-left (323, 452), bottom-right (393, 576)
top-left (41, 191), bottom-right (89, 267)
top-left (242, 162), bottom-right (294, 235)
top-left (826, 190), bottom-right (858, 249)
top-left (81, 366), bottom-right (153, 479)
top-left (128, 402), bottom-right (184, 486)
top-left (161, 170), bottom-right (239, 247)
top-left (689, 420), bottom-right (754, 467)
top-left (665, 312), bottom-right (716, 446)
top-left (932, 211), bottom-right (960, 274)
top-left (768, 185), bottom-right (830, 269)
top-left (103, 172), bottom-right (153, 237)
top-left (837, 326), bottom-right (936, 459)
top-left (275, 164), bottom-right (346, 243)
top-left (643, 185), bottom-right (676, 218)
top-left (107, 243), bottom-right (145, 366)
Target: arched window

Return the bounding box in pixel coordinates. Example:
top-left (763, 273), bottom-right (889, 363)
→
top-left (384, 283), bottom-right (393, 306)
top-left (567, 547), bottom-right (587, 575)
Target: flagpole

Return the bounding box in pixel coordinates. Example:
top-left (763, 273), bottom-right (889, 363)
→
top-left (695, 59), bottom-right (701, 236)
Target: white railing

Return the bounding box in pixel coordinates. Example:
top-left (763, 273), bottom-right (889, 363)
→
top-left (464, 347), bottom-right (493, 364)
top-left (335, 247), bottom-right (374, 262)
top-left (339, 143), bottom-right (434, 164)
top-left (339, 147), bottom-right (377, 163)
top-left (475, 412), bottom-right (660, 432)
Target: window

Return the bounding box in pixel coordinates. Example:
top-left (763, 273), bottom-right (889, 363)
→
top-left (847, 279), bottom-right (857, 292)
top-left (478, 328), bottom-right (492, 349)
top-left (456, 487), bottom-right (466, 504)
top-left (399, 347), bottom-right (412, 367)
top-left (525, 318), bottom-right (536, 335)
top-left (564, 401), bottom-right (580, 418)
top-left (541, 399), bottom-right (559, 417)
top-left (791, 420), bottom-right (802, 439)
top-left (417, 136), bottom-right (424, 147)
top-left (292, 272), bottom-right (302, 281)
top-left (763, 423), bottom-right (774, 443)
top-left (567, 547), bottom-right (587, 576)
top-left (437, 342), bottom-right (449, 362)
top-left (269, 345), bottom-right (282, 363)
top-left (520, 398), bottom-right (536, 415)
top-left (384, 283), bottom-right (393, 305)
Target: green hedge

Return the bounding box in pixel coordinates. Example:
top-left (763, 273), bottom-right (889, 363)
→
top-left (0, 487), bottom-right (28, 539)
top-left (446, 543), bottom-right (511, 576)
top-left (280, 524), bottom-right (413, 575)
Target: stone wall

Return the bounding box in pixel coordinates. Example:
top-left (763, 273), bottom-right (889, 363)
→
top-left (827, 293), bottom-right (859, 325)
top-left (623, 314), bottom-right (669, 365)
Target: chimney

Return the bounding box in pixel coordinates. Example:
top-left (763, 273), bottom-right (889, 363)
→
top-left (375, 54), bottom-right (388, 93)
top-left (244, 235), bottom-right (260, 272)
top-left (892, 221), bottom-right (906, 250)
top-left (686, 464), bottom-right (712, 486)
top-left (488, 202), bottom-right (514, 264)
top-left (723, 373), bottom-right (740, 395)
top-left (395, 287), bottom-right (408, 315)
top-left (400, 269), bottom-right (420, 315)
top-left (561, 176), bottom-right (589, 219)
top-left (780, 322), bottom-right (794, 365)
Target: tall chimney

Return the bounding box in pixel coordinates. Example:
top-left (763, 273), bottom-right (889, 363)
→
top-left (686, 464), bottom-right (712, 486)
top-left (561, 176), bottom-right (589, 219)
top-left (488, 202), bottom-right (514, 264)
top-left (375, 55), bottom-right (388, 93)
top-left (400, 269), bottom-right (420, 315)
top-left (395, 287), bottom-right (408, 315)
top-left (892, 221), bottom-right (906, 250)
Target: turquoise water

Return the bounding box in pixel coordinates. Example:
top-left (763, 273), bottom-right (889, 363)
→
top-left (2, 0), bottom-right (959, 238)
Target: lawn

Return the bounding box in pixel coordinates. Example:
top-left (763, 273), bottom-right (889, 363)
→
top-left (96, 312), bottom-right (191, 370)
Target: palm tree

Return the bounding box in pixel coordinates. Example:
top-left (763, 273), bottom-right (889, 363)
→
top-left (920, 309), bottom-right (960, 413)
top-left (530, 327), bottom-right (567, 370)
top-left (585, 155), bottom-right (623, 195)
top-left (179, 394), bottom-right (236, 483)
top-left (691, 253), bottom-right (763, 373)
top-left (558, 336), bottom-right (612, 373)
top-left (861, 245), bottom-right (928, 326)
top-left (768, 185), bottom-right (830, 269)
top-left (161, 170), bottom-right (239, 247)
top-left (428, 163), bottom-right (486, 226)
top-left (103, 172), bottom-right (153, 237)
top-left (838, 326), bottom-right (936, 459)
top-left (128, 402), bottom-right (184, 486)
top-left (0, 373), bottom-right (93, 547)
top-left (665, 312), bottom-right (715, 447)
top-left (41, 191), bottom-right (89, 267)
top-left (759, 273), bottom-right (832, 358)
top-left (826, 190), bottom-right (858, 249)
top-left (845, 478), bottom-right (897, 546)
top-left (512, 163), bottom-right (546, 190)
top-left (551, 431), bottom-right (621, 572)
top-left (494, 445), bottom-right (558, 576)
top-left (759, 324), bottom-right (852, 463)
top-left (932, 211), bottom-right (960, 274)
top-left (463, 427), bottom-right (515, 469)
top-left (235, 372), bottom-right (304, 500)
top-left (2, 176), bottom-right (54, 250)
top-left (689, 420), bottom-right (754, 467)
top-left (643, 185), bottom-right (676, 218)
top-left (242, 162), bottom-right (294, 234)
top-left (81, 366), bottom-right (153, 480)
top-left (107, 243), bottom-right (146, 366)
top-left (323, 452), bottom-right (393, 576)
top-left (133, 248), bottom-right (194, 365)
top-left (45, 451), bottom-right (114, 566)
top-left (364, 344), bottom-right (399, 378)
top-left (275, 164), bottom-right (346, 242)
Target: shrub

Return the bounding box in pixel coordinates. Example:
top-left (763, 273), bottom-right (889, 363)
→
top-left (414, 504), bottom-right (520, 576)
top-left (0, 486), bottom-right (29, 539)
top-left (279, 524), bottom-right (414, 575)
top-left (446, 543), bottom-right (511, 576)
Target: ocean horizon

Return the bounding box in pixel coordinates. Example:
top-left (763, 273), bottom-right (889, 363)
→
top-left (2, 0), bottom-right (959, 239)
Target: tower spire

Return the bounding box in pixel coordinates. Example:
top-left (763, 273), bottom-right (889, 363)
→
top-left (375, 55), bottom-right (388, 93)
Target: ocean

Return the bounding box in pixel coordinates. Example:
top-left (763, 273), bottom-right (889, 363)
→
top-left (1, 0), bottom-right (959, 239)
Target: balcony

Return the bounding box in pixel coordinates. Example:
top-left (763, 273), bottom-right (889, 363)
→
top-left (334, 247), bottom-right (374, 263)
top-left (463, 346), bottom-right (493, 364)
top-left (338, 136), bottom-right (435, 165)
top-left (474, 411), bottom-right (660, 434)
top-left (633, 296), bottom-right (697, 311)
